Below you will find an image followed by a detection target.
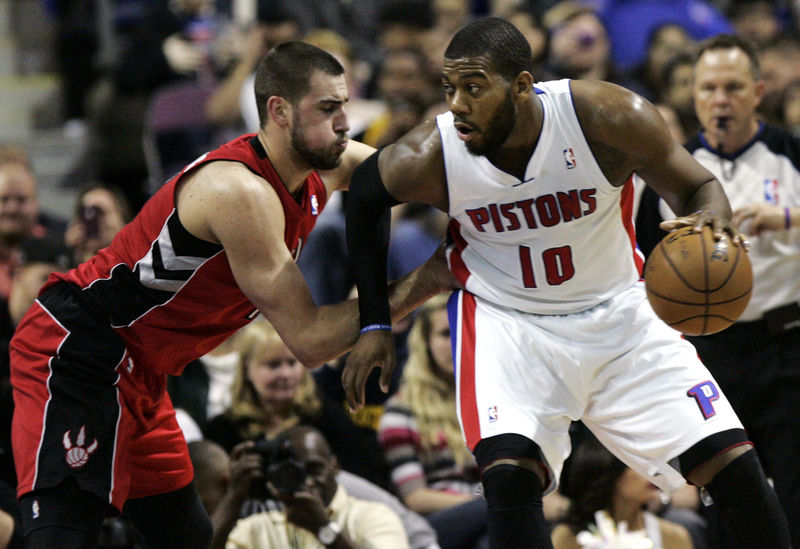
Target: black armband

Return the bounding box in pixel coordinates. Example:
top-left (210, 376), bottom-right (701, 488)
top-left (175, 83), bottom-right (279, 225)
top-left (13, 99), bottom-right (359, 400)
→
top-left (346, 150), bottom-right (401, 328)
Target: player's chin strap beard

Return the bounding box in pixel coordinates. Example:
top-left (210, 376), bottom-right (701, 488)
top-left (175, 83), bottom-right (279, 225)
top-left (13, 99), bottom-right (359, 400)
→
top-left (716, 118), bottom-right (736, 181)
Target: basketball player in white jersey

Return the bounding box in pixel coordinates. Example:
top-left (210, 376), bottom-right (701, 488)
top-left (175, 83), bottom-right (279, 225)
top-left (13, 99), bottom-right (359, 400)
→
top-left (343, 17), bottom-right (791, 549)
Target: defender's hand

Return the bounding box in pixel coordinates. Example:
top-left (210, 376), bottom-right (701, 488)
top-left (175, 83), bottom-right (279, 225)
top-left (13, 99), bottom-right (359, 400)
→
top-left (342, 330), bottom-right (396, 411)
top-left (660, 210), bottom-right (749, 249)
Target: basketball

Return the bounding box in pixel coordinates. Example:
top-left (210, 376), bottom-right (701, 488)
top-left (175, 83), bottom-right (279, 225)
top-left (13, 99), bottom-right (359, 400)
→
top-left (644, 226), bottom-right (752, 335)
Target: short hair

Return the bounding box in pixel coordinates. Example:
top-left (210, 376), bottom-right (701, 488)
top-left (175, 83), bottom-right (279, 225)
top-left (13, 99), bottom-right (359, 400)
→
top-left (695, 34), bottom-right (761, 79)
top-left (444, 16), bottom-right (533, 82)
top-left (253, 41), bottom-right (345, 129)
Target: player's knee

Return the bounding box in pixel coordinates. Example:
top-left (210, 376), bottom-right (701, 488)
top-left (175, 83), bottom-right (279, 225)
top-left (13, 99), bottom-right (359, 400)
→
top-left (474, 434), bottom-right (549, 504)
top-left (704, 448), bottom-right (772, 506)
top-left (676, 428), bottom-right (750, 486)
top-left (481, 463), bottom-right (544, 509)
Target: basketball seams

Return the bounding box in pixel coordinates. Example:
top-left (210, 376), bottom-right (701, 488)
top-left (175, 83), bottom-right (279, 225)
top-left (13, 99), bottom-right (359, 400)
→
top-left (644, 226), bottom-right (752, 335)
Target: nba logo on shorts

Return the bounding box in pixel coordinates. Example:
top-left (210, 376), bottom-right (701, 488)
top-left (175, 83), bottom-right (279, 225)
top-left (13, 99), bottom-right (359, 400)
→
top-left (488, 406), bottom-right (498, 423)
top-left (563, 148), bottom-right (576, 169)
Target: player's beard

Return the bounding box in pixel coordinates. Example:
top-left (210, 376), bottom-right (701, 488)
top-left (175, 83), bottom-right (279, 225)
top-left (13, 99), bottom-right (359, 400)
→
top-left (465, 90), bottom-right (516, 157)
top-left (291, 113), bottom-right (346, 171)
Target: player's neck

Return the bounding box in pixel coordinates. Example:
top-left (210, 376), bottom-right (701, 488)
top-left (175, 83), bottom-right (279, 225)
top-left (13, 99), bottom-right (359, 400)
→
top-left (486, 96), bottom-right (543, 179)
top-left (257, 130), bottom-right (314, 196)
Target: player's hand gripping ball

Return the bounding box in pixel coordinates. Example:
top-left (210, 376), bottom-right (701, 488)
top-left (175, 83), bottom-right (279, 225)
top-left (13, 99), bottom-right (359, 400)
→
top-left (644, 226), bottom-right (752, 335)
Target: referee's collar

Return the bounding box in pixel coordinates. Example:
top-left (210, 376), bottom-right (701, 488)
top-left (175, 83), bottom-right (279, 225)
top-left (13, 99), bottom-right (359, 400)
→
top-left (698, 121), bottom-right (764, 160)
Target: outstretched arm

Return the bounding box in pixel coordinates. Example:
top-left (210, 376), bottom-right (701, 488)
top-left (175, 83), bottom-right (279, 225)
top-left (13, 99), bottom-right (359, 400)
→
top-left (177, 160), bottom-right (448, 371)
top-left (343, 122), bottom-right (449, 409)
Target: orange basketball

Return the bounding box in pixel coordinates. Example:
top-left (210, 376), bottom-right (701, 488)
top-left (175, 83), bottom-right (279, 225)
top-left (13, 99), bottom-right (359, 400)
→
top-left (644, 226), bottom-right (752, 335)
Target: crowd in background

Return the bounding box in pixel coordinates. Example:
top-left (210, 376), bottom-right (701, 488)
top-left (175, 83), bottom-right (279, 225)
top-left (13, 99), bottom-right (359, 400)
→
top-left (1, 0), bottom-right (799, 547)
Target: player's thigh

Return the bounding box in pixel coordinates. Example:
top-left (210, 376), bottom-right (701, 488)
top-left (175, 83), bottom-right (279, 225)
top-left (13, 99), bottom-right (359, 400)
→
top-left (583, 312), bottom-right (744, 493)
top-left (11, 285), bottom-right (130, 509)
top-left (448, 291), bottom-right (578, 487)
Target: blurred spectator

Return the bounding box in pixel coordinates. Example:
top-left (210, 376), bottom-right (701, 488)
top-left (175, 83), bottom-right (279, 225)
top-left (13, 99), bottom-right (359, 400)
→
top-left (420, 0), bottom-right (474, 75)
top-left (539, 1), bottom-right (642, 92)
top-left (377, 0), bottom-right (436, 53)
top-left (506, 5), bottom-right (548, 73)
top-left (0, 147), bottom-right (67, 300)
top-left (660, 52), bottom-right (702, 138)
top-left (378, 294), bottom-right (489, 549)
top-left (361, 47), bottom-right (439, 147)
top-left (552, 434), bottom-right (694, 549)
top-left (204, 319), bottom-right (392, 491)
top-left (726, 0), bottom-right (787, 48)
top-left (190, 438), bottom-right (442, 549)
top-left (597, 0), bottom-right (732, 73)
top-left (632, 23), bottom-right (695, 101)
top-left (781, 79), bottom-right (800, 136)
top-left (208, 3), bottom-right (302, 134)
top-left (757, 36), bottom-right (800, 125)
top-left (221, 426), bottom-right (411, 549)
top-left (657, 103), bottom-right (688, 143)
top-left (81, 0), bottom-right (231, 212)
top-left (64, 183), bottom-right (132, 264)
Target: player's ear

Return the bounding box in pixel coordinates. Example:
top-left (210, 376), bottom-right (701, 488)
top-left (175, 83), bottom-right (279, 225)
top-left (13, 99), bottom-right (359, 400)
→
top-left (267, 96), bottom-right (292, 128)
top-left (514, 71), bottom-right (534, 98)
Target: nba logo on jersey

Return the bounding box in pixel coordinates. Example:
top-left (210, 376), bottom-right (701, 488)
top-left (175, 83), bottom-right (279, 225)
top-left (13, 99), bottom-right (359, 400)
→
top-left (311, 194), bottom-right (320, 216)
top-left (563, 148), bottom-right (577, 169)
top-left (488, 406), bottom-right (498, 423)
top-left (763, 179), bottom-right (779, 205)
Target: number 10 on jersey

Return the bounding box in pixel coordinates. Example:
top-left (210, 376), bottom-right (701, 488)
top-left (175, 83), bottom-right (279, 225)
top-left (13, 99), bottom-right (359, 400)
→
top-left (519, 245), bottom-right (575, 287)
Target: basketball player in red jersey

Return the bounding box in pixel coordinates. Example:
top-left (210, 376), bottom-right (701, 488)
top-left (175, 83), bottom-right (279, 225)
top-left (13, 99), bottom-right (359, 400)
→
top-left (9, 42), bottom-right (450, 548)
top-left (344, 18), bottom-right (791, 549)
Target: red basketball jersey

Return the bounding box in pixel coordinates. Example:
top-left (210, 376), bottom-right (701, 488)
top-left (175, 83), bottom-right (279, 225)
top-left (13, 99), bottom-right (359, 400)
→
top-left (46, 134), bottom-right (327, 375)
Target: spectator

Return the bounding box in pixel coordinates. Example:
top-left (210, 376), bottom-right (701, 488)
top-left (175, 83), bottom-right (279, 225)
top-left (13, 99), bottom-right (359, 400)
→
top-left (539, 1), bottom-right (642, 93)
top-left (0, 148), bottom-right (67, 299)
top-left (660, 52), bottom-right (702, 139)
top-left (727, 0), bottom-right (786, 48)
top-left (361, 47), bottom-right (439, 147)
top-left (376, 0), bottom-right (436, 54)
top-left (208, 3), bottom-right (302, 134)
top-left (505, 5), bottom-right (548, 73)
top-left (552, 434), bottom-right (694, 549)
top-left (632, 23), bottom-right (695, 102)
top-left (757, 36), bottom-right (800, 125)
top-left (223, 425), bottom-right (410, 549)
top-left (82, 0), bottom-right (231, 211)
top-left (204, 319), bottom-right (391, 491)
top-left (379, 294), bottom-right (489, 549)
top-left (780, 79), bottom-right (800, 136)
top-left (597, 0), bottom-right (732, 72)
top-left (189, 439), bottom-right (442, 549)
top-left (635, 34), bottom-right (800, 546)
top-left (63, 183), bottom-right (132, 264)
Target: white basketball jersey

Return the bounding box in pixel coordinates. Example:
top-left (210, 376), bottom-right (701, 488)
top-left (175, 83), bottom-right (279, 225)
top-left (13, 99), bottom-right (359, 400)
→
top-left (438, 79), bottom-right (643, 315)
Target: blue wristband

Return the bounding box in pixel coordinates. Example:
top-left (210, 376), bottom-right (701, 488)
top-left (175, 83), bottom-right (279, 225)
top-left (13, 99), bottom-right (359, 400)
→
top-left (360, 324), bottom-right (392, 334)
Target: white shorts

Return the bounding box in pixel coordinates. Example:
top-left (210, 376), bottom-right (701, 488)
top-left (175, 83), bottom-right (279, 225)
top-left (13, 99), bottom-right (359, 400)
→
top-left (448, 282), bottom-right (744, 494)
